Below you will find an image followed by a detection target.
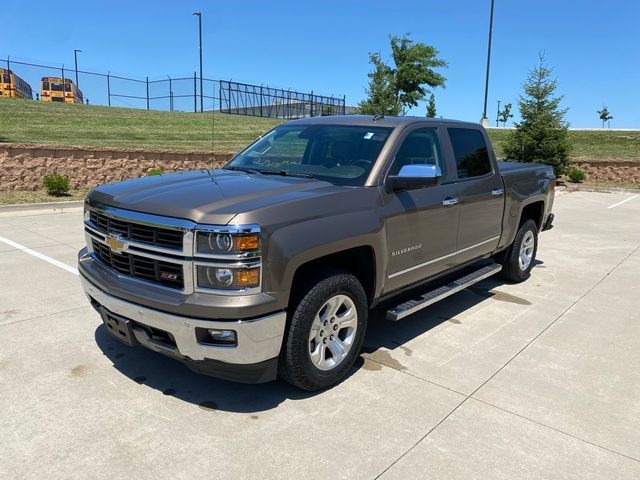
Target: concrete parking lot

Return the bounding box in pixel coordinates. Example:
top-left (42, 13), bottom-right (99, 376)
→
top-left (1, 190), bottom-right (639, 479)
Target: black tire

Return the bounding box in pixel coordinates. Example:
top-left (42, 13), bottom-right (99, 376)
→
top-left (498, 218), bottom-right (538, 283)
top-left (279, 269), bottom-right (368, 391)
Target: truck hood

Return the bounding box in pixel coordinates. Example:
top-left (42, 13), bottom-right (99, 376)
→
top-left (88, 169), bottom-right (344, 225)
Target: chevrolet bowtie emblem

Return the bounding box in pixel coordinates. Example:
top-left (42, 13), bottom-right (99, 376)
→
top-left (105, 234), bottom-right (128, 254)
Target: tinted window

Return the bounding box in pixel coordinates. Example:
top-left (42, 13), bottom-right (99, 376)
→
top-left (43, 82), bottom-right (50, 90)
top-left (227, 124), bottom-right (391, 186)
top-left (51, 83), bottom-right (64, 91)
top-left (448, 128), bottom-right (492, 178)
top-left (3, 74), bottom-right (10, 83)
top-left (388, 127), bottom-right (445, 176)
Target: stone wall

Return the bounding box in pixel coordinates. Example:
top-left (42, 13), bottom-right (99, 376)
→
top-left (0, 144), bottom-right (232, 191)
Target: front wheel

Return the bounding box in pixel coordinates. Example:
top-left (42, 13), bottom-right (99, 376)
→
top-left (279, 270), bottom-right (368, 391)
top-left (498, 218), bottom-right (538, 283)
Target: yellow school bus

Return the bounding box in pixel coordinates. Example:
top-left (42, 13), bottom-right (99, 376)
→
top-left (40, 77), bottom-right (84, 104)
top-left (0, 68), bottom-right (33, 99)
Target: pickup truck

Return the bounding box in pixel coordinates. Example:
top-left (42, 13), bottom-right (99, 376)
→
top-left (78, 116), bottom-right (555, 391)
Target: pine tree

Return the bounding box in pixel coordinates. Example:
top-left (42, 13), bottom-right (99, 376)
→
top-left (426, 93), bottom-right (437, 118)
top-left (503, 54), bottom-right (572, 177)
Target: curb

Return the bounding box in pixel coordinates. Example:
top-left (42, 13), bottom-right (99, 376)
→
top-left (0, 200), bottom-right (84, 212)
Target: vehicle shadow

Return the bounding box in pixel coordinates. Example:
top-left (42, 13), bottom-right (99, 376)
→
top-left (94, 272), bottom-right (535, 413)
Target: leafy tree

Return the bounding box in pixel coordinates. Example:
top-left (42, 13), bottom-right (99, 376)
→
top-left (357, 53), bottom-right (397, 116)
top-left (503, 54), bottom-right (572, 177)
top-left (597, 105), bottom-right (613, 128)
top-left (426, 94), bottom-right (437, 118)
top-left (497, 103), bottom-right (513, 126)
top-left (359, 34), bottom-right (447, 116)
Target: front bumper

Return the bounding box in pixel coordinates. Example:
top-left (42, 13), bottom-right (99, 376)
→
top-left (80, 275), bottom-right (287, 384)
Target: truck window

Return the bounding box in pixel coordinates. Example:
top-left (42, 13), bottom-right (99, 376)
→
top-left (388, 128), bottom-right (445, 176)
top-left (448, 128), bottom-right (492, 178)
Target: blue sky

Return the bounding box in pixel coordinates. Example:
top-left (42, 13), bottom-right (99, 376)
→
top-left (4, 0), bottom-right (639, 127)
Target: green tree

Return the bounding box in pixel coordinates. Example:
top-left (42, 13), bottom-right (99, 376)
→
top-left (497, 103), bottom-right (513, 126)
top-left (357, 53), bottom-right (397, 116)
top-left (597, 105), bottom-right (613, 128)
top-left (426, 93), bottom-right (437, 118)
top-left (359, 34), bottom-right (447, 116)
top-left (503, 54), bottom-right (572, 177)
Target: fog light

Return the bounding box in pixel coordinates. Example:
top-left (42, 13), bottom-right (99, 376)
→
top-left (196, 327), bottom-right (237, 346)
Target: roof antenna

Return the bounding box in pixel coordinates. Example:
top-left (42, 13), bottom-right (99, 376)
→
top-left (372, 114), bottom-right (384, 121)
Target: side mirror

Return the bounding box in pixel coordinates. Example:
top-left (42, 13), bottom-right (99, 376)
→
top-left (386, 164), bottom-right (442, 192)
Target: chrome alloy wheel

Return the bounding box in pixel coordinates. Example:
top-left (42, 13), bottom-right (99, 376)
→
top-left (308, 294), bottom-right (358, 371)
top-left (519, 230), bottom-right (535, 271)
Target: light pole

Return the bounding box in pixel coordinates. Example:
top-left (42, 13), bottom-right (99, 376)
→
top-left (481, 0), bottom-right (495, 127)
top-left (193, 12), bottom-right (203, 113)
top-left (496, 100), bottom-right (501, 127)
top-left (74, 49), bottom-right (82, 87)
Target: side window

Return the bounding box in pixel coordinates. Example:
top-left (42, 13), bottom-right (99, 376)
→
top-left (388, 128), bottom-right (444, 176)
top-left (448, 128), bottom-right (492, 179)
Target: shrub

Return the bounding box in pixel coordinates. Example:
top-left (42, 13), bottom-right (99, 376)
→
top-left (147, 167), bottom-right (164, 176)
top-left (567, 166), bottom-right (586, 183)
top-left (43, 173), bottom-right (70, 196)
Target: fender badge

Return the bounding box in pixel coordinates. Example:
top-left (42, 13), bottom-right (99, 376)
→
top-left (105, 234), bottom-right (128, 254)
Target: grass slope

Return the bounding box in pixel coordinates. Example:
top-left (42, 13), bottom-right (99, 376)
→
top-left (1, 98), bottom-right (638, 160)
top-left (0, 97), bottom-right (281, 152)
top-left (487, 128), bottom-right (640, 162)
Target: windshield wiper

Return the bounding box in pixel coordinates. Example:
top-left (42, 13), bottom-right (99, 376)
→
top-left (225, 166), bottom-right (261, 174)
top-left (257, 169), bottom-right (315, 179)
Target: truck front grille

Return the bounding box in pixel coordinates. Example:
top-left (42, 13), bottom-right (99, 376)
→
top-left (89, 211), bottom-right (183, 250)
top-left (92, 240), bottom-right (184, 290)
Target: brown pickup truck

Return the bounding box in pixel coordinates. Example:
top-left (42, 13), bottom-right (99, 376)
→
top-left (78, 115), bottom-right (555, 390)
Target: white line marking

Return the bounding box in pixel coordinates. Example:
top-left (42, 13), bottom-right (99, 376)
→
top-left (608, 195), bottom-right (639, 209)
top-left (0, 235), bottom-right (79, 276)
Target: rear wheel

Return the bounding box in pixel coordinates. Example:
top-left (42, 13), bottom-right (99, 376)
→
top-left (498, 218), bottom-right (538, 283)
top-left (279, 270), bottom-right (368, 391)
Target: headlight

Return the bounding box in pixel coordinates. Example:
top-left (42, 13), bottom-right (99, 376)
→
top-left (195, 226), bottom-right (260, 256)
top-left (196, 265), bottom-right (260, 290)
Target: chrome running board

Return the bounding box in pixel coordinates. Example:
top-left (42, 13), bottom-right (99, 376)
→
top-left (386, 263), bottom-right (502, 321)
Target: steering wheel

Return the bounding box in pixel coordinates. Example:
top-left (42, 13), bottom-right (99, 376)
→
top-left (352, 160), bottom-right (372, 169)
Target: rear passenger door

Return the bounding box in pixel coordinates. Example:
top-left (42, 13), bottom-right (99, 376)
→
top-left (447, 127), bottom-right (503, 264)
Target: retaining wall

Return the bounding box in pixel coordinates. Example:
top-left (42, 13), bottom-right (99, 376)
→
top-left (0, 144), bottom-right (232, 191)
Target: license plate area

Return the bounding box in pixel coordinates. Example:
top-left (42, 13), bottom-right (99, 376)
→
top-left (100, 308), bottom-right (138, 347)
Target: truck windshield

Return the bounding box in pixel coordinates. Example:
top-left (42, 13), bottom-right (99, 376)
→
top-left (225, 124), bottom-right (392, 186)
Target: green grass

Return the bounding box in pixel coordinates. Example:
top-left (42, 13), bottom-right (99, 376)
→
top-left (0, 97), bottom-right (282, 152)
top-left (487, 128), bottom-right (640, 162)
top-left (0, 189), bottom-right (90, 205)
top-left (1, 98), bottom-right (638, 160)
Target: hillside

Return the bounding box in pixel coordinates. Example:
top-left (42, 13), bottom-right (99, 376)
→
top-left (0, 98), bottom-right (281, 152)
top-left (1, 98), bottom-right (639, 161)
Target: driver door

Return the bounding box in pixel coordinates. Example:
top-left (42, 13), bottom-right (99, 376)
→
top-left (382, 126), bottom-right (460, 294)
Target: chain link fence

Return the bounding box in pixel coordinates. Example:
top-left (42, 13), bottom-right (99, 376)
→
top-left (2, 58), bottom-right (346, 118)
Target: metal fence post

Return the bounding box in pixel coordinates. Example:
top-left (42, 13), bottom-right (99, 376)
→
top-left (310, 91), bottom-right (314, 117)
top-left (106, 73), bottom-right (111, 106)
top-left (193, 72), bottom-right (197, 113)
top-left (259, 85), bottom-right (263, 117)
top-left (146, 76), bottom-right (150, 110)
top-left (343, 95), bottom-right (346, 115)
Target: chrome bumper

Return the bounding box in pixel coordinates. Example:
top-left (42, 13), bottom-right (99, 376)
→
top-left (80, 275), bottom-right (286, 365)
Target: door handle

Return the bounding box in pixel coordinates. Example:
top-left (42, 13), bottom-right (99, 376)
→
top-left (442, 197), bottom-right (459, 207)
top-left (491, 188), bottom-right (504, 196)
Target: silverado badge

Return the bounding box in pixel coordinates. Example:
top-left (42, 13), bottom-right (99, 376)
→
top-left (105, 234), bottom-right (128, 254)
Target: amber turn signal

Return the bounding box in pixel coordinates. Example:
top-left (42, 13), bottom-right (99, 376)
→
top-left (235, 234), bottom-right (260, 251)
top-left (234, 268), bottom-right (260, 286)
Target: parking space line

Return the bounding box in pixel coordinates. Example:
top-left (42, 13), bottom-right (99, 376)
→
top-left (0, 235), bottom-right (79, 276)
top-left (608, 195), bottom-right (638, 209)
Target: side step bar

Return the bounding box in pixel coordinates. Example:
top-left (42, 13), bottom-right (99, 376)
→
top-left (386, 263), bottom-right (502, 321)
